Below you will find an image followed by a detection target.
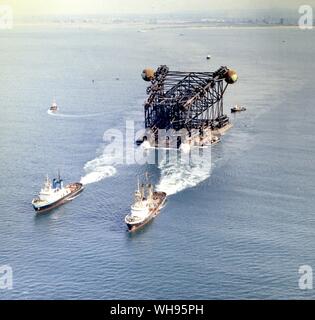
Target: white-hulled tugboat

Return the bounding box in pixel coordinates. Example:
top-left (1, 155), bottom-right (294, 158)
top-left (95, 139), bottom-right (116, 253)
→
top-left (49, 99), bottom-right (58, 112)
top-left (32, 173), bottom-right (84, 213)
top-left (231, 104), bottom-right (246, 113)
top-left (125, 174), bottom-right (167, 232)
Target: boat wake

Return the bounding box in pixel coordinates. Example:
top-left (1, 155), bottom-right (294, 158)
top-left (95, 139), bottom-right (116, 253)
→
top-left (80, 153), bottom-right (117, 185)
top-left (156, 148), bottom-right (213, 196)
top-left (47, 110), bottom-right (105, 118)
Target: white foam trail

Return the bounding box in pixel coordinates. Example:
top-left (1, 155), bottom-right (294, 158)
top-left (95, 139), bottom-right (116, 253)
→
top-left (80, 153), bottom-right (117, 185)
top-left (47, 109), bottom-right (105, 118)
top-left (80, 167), bottom-right (116, 185)
top-left (156, 148), bottom-right (213, 196)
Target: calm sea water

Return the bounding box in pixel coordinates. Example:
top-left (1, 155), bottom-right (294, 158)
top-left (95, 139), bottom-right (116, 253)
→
top-left (0, 24), bottom-right (315, 299)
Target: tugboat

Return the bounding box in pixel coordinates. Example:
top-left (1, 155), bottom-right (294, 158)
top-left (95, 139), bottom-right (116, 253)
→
top-left (32, 173), bottom-right (84, 213)
top-left (49, 99), bottom-right (58, 112)
top-left (211, 135), bottom-right (220, 145)
top-left (125, 174), bottom-right (167, 232)
top-left (231, 104), bottom-right (246, 113)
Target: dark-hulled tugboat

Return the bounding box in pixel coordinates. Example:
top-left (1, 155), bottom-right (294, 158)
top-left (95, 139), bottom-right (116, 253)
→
top-left (231, 104), bottom-right (246, 113)
top-left (125, 174), bottom-right (167, 232)
top-left (32, 173), bottom-right (84, 213)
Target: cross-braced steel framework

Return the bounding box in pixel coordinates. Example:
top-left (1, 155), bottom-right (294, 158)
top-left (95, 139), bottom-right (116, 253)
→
top-left (144, 65), bottom-right (231, 133)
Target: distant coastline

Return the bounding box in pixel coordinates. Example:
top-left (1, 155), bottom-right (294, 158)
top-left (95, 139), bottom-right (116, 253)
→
top-left (11, 21), bottom-right (303, 31)
top-left (11, 12), bottom-right (305, 30)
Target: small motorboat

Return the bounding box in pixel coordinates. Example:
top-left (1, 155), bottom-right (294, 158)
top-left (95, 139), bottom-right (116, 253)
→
top-left (49, 99), bottom-right (58, 112)
top-left (231, 105), bottom-right (246, 113)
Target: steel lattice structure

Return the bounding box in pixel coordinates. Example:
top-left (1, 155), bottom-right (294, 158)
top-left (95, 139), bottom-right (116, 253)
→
top-left (144, 65), bottom-right (232, 133)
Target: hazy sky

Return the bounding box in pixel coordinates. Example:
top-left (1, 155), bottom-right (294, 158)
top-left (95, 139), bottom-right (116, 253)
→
top-left (2, 0), bottom-right (314, 15)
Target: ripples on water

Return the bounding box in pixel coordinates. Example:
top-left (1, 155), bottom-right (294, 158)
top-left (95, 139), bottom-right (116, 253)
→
top-left (1, 26), bottom-right (315, 299)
